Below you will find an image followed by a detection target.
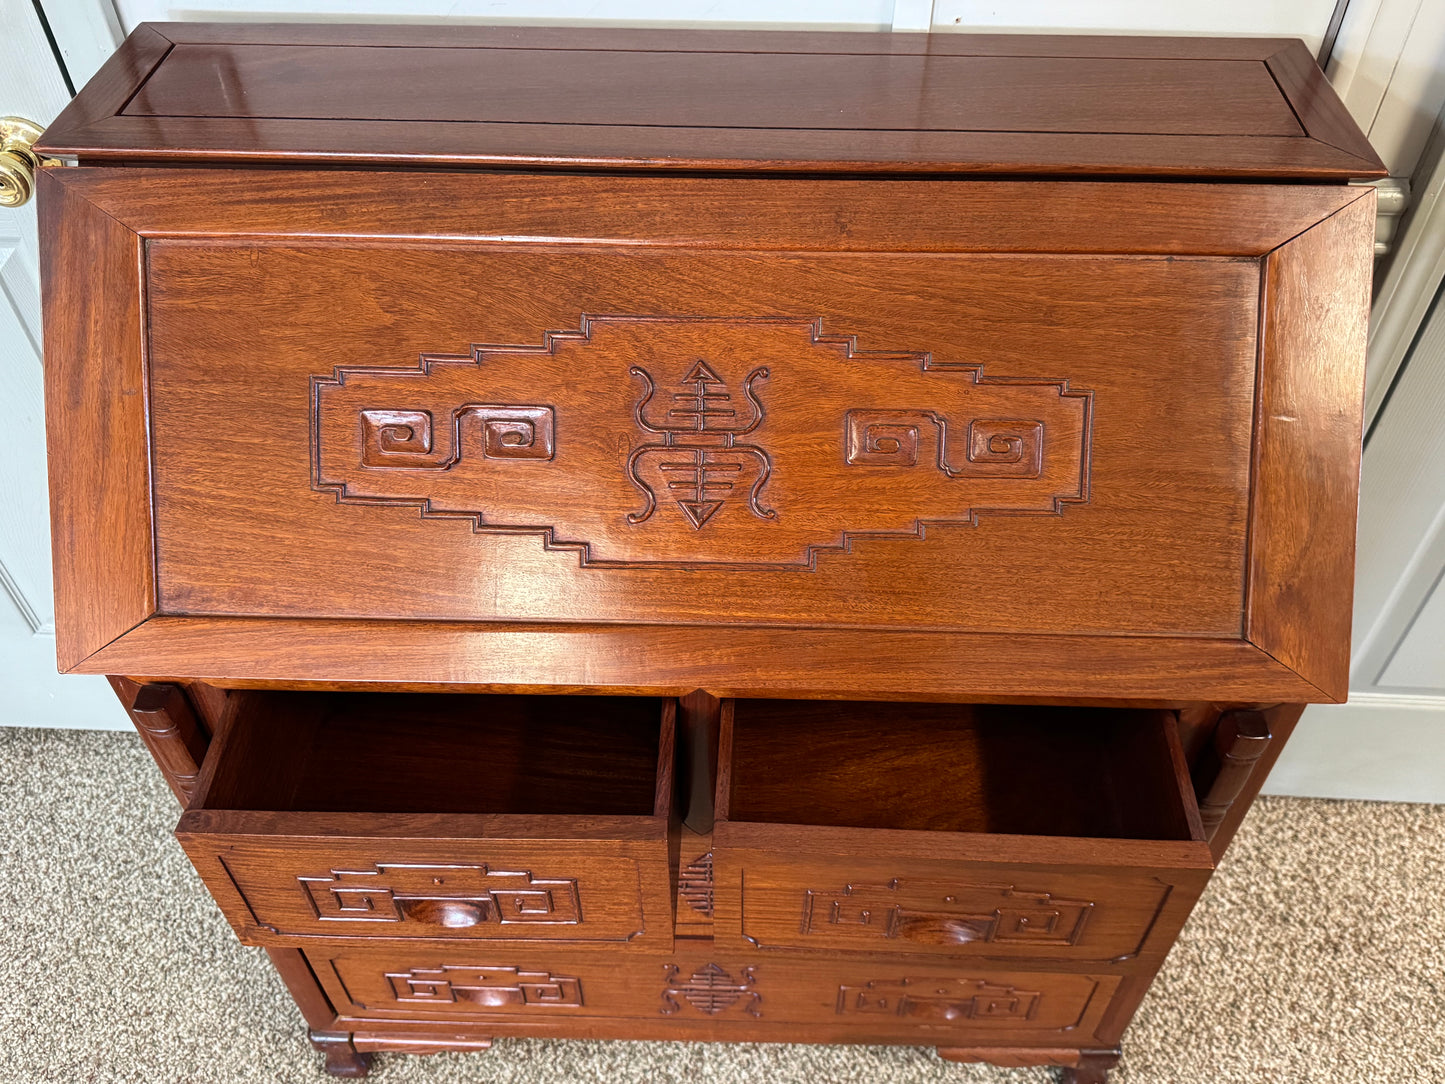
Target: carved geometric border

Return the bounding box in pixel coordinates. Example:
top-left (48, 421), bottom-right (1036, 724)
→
top-left (310, 315), bottom-right (1094, 571)
top-left (736, 869), bottom-right (1172, 964)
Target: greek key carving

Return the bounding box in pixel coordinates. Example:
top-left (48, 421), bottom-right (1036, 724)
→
top-left (299, 863), bottom-right (581, 928)
top-left (802, 879), bottom-right (1093, 947)
top-left (837, 976), bottom-right (1041, 1023)
top-left (387, 965), bottom-right (582, 1008)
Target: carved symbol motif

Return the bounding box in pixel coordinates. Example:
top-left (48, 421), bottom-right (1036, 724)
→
top-left (360, 405), bottom-right (555, 468)
top-left (837, 976), bottom-right (1041, 1023)
top-left (299, 864), bottom-right (581, 927)
top-left (387, 965), bottom-right (582, 1008)
top-left (626, 362), bottom-right (774, 529)
top-left (845, 411), bottom-right (1044, 477)
top-left (679, 852), bottom-right (715, 917)
top-left (312, 316), bottom-right (1092, 568)
top-left (660, 963), bottom-right (761, 1017)
top-left (801, 880), bottom-right (1093, 947)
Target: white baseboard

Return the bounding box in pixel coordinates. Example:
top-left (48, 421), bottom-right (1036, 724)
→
top-left (1264, 693), bottom-right (1445, 804)
top-left (0, 628), bottom-right (129, 730)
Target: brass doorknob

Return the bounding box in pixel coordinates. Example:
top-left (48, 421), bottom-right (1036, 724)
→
top-left (0, 117), bottom-right (46, 208)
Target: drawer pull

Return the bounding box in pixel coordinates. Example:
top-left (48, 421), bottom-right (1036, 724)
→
top-left (400, 899), bottom-right (487, 929)
top-left (894, 914), bottom-right (996, 944)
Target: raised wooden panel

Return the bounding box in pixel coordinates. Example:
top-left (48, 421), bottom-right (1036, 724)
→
top-left (38, 27), bottom-right (1384, 178)
top-left (312, 946), bottom-right (1121, 1044)
top-left (39, 110), bottom-right (1373, 705)
top-left (145, 240), bottom-right (1255, 637)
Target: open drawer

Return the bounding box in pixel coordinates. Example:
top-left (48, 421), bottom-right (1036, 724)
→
top-left (712, 700), bottom-right (1213, 965)
top-left (176, 691), bottom-right (676, 949)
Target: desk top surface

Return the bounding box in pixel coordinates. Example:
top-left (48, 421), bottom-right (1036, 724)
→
top-left (40, 24), bottom-right (1383, 179)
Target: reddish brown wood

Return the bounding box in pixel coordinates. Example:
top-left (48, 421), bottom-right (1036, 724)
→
top-left (308, 1031), bottom-right (373, 1078)
top-left (176, 692), bottom-right (677, 950)
top-left (1061, 1048), bottom-right (1123, 1084)
top-left (37, 26), bottom-right (1376, 1080)
top-left (1207, 704), bottom-right (1305, 861)
top-left (38, 168), bottom-right (152, 671)
top-left (38, 26), bottom-right (1383, 179)
top-left (1194, 710), bottom-right (1274, 837)
top-left (52, 167), bottom-right (1363, 255)
top-left (310, 943), bottom-right (1122, 1044)
top-left (267, 947), bottom-right (338, 1030)
top-left (110, 680), bottom-right (209, 804)
top-left (74, 620), bottom-right (1327, 703)
top-left (1247, 192), bottom-right (1375, 701)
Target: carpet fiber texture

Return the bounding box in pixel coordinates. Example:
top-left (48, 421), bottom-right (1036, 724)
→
top-left (1, 727), bottom-right (1441, 1083)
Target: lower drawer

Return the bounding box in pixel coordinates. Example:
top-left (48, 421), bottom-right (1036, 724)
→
top-left (310, 946), bottom-right (1122, 1044)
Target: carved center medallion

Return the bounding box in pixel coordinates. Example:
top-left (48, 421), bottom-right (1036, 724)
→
top-left (311, 316), bottom-right (1092, 568)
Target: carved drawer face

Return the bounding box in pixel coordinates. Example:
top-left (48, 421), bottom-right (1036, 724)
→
top-left (711, 699), bottom-right (1213, 962)
top-left (720, 863), bottom-right (1187, 963)
top-left (311, 947), bottom-right (1120, 1043)
top-left (190, 842), bottom-right (658, 947)
top-left (175, 691), bottom-right (677, 950)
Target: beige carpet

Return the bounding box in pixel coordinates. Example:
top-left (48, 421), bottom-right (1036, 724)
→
top-left (1, 727), bottom-right (1442, 1083)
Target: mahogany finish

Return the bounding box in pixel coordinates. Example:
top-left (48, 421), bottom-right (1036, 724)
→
top-left (37, 25), bottom-right (1378, 1082)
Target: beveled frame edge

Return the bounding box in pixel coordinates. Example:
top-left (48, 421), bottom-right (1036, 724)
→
top-left (39, 168), bottom-right (156, 672)
top-left (1245, 189), bottom-right (1376, 703)
top-left (73, 618), bottom-right (1326, 703)
top-left (36, 27), bottom-right (1383, 180)
top-left (35, 24), bottom-right (175, 156)
top-left (43, 167), bottom-right (1360, 702)
top-left (49, 166), bottom-right (1363, 254)
top-left (1264, 40), bottom-right (1386, 176)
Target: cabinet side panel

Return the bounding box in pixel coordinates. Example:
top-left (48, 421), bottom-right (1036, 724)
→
top-left (39, 169), bottom-right (154, 670)
top-left (1248, 192), bottom-right (1375, 701)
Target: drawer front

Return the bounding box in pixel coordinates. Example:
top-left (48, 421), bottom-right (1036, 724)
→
top-left (176, 830), bottom-right (670, 949)
top-left (716, 852), bottom-right (1204, 964)
top-left (311, 946), bottom-right (1121, 1044)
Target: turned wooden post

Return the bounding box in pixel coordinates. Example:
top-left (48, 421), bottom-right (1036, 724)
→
top-left (1195, 709), bottom-right (1273, 838)
top-left (117, 681), bottom-right (210, 805)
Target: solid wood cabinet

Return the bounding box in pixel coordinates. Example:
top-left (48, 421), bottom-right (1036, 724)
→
top-left (39, 24), bottom-right (1382, 1082)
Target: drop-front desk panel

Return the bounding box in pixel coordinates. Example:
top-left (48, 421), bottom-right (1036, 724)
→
top-left (39, 24), bottom-right (1381, 1082)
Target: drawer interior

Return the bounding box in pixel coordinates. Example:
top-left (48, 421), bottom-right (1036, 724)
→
top-left (720, 701), bottom-right (1199, 842)
top-left (196, 691), bottom-right (667, 817)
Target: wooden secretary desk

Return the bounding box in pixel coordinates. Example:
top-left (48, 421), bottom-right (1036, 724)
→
top-left (35, 24), bottom-right (1382, 1082)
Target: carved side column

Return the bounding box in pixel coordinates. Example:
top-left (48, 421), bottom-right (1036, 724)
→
top-left (109, 678), bottom-right (209, 805)
top-left (1194, 709), bottom-right (1273, 840)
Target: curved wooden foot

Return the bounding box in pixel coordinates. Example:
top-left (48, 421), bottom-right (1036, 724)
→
top-left (936, 1046), bottom-right (1120, 1083)
top-left (1059, 1048), bottom-right (1121, 1084)
top-left (309, 1030), bottom-right (374, 1078)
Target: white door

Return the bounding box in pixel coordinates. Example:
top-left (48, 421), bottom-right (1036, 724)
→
top-left (0, 0), bottom-right (123, 726)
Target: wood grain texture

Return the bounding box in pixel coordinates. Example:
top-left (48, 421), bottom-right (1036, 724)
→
top-left (711, 701), bottom-right (1212, 966)
top-left (77, 619), bottom-right (1326, 703)
top-left (268, 947), bottom-right (340, 1030)
top-left (35, 29), bottom-right (1380, 1081)
top-left (54, 167), bottom-right (1363, 256)
top-left (38, 169), bottom-right (153, 670)
top-left (176, 691), bottom-right (676, 950)
top-left (1248, 191), bottom-right (1375, 701)
top-left (109, 679), bottom-right (209, 804)
top-left (310, 944), bottom-right (1123, 1045)
top-left (37, 26), bottom-right (1383, 179)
